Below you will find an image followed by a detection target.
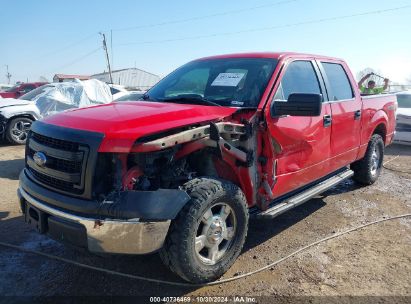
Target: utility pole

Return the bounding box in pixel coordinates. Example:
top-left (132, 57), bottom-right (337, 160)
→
top-left (110, 29), bottom-right (113, 72)
top-left (5, 65), bottom-right (11, 84)
top-left (99, 32), bottom-right (113, 84)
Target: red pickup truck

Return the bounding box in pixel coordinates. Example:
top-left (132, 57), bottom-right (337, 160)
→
top-left (0, 82), bottom-right (47, 99)
top-left (18, 52), bottom-right (396, 283)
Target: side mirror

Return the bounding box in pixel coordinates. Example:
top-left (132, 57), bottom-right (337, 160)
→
top-left (271, 93), bottom-right (323, 117)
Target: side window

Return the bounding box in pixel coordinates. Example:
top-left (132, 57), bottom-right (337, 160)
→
top-left (22, 85), bottom-right (35, 93)
top-left (321, 62), bottom-right (354, 101)
top-left (274, 61), bottom-right (321, 101)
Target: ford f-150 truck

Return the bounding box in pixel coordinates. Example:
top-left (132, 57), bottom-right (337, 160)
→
top-left (18, 52), bottom-right (396, 283)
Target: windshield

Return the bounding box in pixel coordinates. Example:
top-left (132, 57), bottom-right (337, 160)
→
top-left (397, 94), bottom-right (411, 108)
top-left (19, 85), bottom-right (52, 101)
top-left (147, 58), bottom-right (278, 107)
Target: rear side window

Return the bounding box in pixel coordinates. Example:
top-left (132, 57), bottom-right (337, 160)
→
top-left (274, 61), bottom-right (321, 101)
top-left (321, 63), bottom-right (354, 101)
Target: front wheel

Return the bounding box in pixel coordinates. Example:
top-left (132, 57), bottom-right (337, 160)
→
top-left (351, 134), bottom-right (384, 185)
top-left (160, 177), bottom-right (249, 283)
top-left (6, 117), bottom-right (33, 145)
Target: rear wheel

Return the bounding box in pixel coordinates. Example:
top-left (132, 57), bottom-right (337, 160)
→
top-left (160, 177), bottom-right (248, 283)
top-left (6, 117), bottom-right (33, 145)
top-left (351, 134), bottom-right (384, 185)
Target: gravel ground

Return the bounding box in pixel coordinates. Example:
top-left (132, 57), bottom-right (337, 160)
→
top-left (0, 142), bottom-right (410, 301)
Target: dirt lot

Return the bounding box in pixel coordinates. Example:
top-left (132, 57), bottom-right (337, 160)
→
top-left (0, 142), bottom-right (410, 300)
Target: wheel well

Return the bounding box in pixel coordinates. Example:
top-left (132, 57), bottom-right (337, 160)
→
top-left (9, 114), bottom-right (35, 121)
top-left (373, 123), bottom-right (387, 144)
top-left (6, 115), bottom-right (35, 126)
top-left (187, 150), bottom-right (240, 186)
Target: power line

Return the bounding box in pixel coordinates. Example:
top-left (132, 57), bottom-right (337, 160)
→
top-left (116, 4), bottom-right (411, 46)
top-left (112, 0), bottom-right (299, 31)
top-left (36, 33), bottom-right (98, 59)
top-left (47, 47), bottom-right (101, 73)
top-left (28, 1), bottom-right (297, 62)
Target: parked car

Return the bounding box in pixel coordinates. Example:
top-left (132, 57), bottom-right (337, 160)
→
top-left (0, 82), bottom-right (48, 99)
top-left (0, 79), bottom-right (112, 144)
top-left (18, 52), bottom-right (396, 283)
top-left (394, 91), bottom-right (411, 144)
top-left (114, 91), bottom-right (146, 102)
top-left (108, 84), bottom-right (129, 100)
top-left (0, 83), bottom-right (13, 91)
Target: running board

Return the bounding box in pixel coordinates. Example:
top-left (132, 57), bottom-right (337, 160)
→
top-left (254, 169), bottom-right (354, 219)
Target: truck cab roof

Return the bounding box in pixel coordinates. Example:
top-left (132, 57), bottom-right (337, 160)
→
top-left (197, 52), bottom-right (344, 62)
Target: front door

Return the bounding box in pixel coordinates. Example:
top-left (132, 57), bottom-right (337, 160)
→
top-left (265, 59), bottom-right (332, 198)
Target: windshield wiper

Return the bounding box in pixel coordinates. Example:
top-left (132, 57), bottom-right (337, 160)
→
top-left (160, 94), bottom-right (222, 107)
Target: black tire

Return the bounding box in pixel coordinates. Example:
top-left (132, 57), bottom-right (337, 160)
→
top-left (351, 134), bottom-right (384, 185)
top-left (160, 177), bottom-right (249, 283)
top-left (6, 117), bottom-right (33, 145)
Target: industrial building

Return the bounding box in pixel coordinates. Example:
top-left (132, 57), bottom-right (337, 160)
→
top-left (92, 68), bottom-right (160, 90)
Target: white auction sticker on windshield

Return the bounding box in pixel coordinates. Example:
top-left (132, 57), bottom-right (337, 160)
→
top-left (211, 73), bottom-right (245, 87)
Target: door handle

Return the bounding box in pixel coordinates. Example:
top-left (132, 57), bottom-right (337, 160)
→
top-left (354, 110), bottom-right (361, 120)
top-left (323, 114), bottom-right (332, 127)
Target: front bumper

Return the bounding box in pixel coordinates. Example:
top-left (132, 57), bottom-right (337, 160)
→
top-left (18, 186), bottom-right (171, 254)
top-left (20, 169), bottom-right (190, 221)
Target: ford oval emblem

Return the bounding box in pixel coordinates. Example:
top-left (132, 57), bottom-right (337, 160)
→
top-left (33, 152), bottom-right (47, 167)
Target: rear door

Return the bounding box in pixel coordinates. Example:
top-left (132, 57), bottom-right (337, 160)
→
top-left (317, 61), bottom-right (362, 170)
top-left (265, 59), bottom-right (332, 197)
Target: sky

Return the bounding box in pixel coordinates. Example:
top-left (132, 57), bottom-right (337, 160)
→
top-left (1, 0), bottom-right (410, 84)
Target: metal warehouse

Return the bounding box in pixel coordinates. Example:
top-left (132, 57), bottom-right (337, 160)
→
top-left (92, 67), bottom-right (160, 90)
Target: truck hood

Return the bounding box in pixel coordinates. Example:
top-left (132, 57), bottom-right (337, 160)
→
top-left (42, 101), bottom-right (237, 152)
top-left (0, 98), bottom-right (39, 120)
top-left (0, 98), bottom-right (34, 108)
